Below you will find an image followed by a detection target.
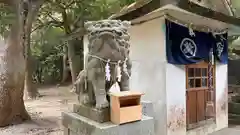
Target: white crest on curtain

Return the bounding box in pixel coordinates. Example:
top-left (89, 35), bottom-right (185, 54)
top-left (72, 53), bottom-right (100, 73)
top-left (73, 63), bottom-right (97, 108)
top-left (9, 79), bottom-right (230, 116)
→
top-left (180, 38), bottom-right (197, 58)
top-left (216, 42), bottom-right (224, 58)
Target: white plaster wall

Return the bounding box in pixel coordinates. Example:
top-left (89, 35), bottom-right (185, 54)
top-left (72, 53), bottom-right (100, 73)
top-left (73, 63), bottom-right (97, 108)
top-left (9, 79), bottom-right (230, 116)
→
top-left (162, 30), bottom-right (228, 135)
top-left (166, 64), bottom-right (186, 135)
top-left (165, 63), bottom-right (228, 135)
top-left (83, 17), bottom-right (168, 135)
top-left (129, 17), bottom-right (167, 135)
top-left (215, 63), bottom-right (228, 130)
top-left (82, 15), bottom-right (228, 135)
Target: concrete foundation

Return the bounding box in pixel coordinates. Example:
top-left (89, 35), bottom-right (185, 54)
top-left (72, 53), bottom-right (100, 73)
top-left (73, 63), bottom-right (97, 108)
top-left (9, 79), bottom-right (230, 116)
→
top-left (62, 112), bottom-right (154, 135)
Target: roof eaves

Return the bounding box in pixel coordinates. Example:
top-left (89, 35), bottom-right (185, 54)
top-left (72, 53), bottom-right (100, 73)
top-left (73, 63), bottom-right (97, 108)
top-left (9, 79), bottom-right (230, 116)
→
top-left (178, 1), bottom-right (240, 27)
top-left (109, 0), bottom-right (155, 20)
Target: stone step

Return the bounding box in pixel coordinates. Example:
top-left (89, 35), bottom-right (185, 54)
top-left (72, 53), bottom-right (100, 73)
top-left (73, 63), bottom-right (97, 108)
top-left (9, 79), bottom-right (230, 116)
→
top-left (228, 102), bottom-right (240, 114)
top-left (231, 95), bottom-right (240, 103)
top-left (229, 118), bottom-right (240, 125)
top-left (229, 113), bottom-right (240, 120)
top-left (229, 85), bottom-right (240, 94)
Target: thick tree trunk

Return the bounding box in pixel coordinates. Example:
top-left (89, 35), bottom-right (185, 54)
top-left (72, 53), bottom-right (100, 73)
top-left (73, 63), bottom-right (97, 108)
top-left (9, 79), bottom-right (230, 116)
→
top-left (23, 0), bottom-right (43, 99)
top-left (0, 0), bottom-right (30, 127)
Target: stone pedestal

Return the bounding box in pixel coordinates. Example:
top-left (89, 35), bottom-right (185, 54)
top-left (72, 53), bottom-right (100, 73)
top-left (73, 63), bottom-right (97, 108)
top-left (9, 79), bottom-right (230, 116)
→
top-left (62, 112), bottom-right (154, 135)
top-left (73, 104), bottom-right (110, 123)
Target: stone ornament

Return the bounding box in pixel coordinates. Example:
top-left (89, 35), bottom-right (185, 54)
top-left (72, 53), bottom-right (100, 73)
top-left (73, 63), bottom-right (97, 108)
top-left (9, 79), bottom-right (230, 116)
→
top-left (73, 20), bottom-right (132, 109)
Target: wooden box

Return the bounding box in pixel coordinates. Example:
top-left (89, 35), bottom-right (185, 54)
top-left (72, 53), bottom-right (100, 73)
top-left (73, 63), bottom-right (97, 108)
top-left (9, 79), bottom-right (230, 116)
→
top-left (109, 91), bottom-right (144, 125)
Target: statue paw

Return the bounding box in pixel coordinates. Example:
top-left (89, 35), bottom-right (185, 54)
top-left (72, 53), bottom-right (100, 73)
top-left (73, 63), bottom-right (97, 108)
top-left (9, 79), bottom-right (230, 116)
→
top-left (95, 100), bottom-right (109, 109)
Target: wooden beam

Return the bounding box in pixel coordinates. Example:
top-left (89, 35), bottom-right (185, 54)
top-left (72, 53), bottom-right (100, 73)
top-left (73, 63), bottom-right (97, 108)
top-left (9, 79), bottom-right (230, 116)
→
top-left (113, 0), bottom-right (240, 27)
top-left (114, 0), bottom-right (160, 21)
top-left (178, 1), bottom-right (240, 26)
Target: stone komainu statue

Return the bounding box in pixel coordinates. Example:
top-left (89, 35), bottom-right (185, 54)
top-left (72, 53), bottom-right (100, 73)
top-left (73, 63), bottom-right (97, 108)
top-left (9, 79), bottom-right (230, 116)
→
top-left (73, 20), bottom-right (132, 109)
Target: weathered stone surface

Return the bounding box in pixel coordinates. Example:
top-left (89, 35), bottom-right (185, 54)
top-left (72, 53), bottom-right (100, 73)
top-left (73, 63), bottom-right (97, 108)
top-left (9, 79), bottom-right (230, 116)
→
top-left (231, 95), bottom-right (240, 103)
top-left (64, 128), bottom-right (69, 135)
top-left (73, 20), bottom-right (132, 110)
top-left (73, 104), bottom-right (110, 123)
top-left (141, 101), bottom-right (154, 117)
top-left (62, 112), bottom-right (154, 135)
top-left (229, 102), bottom-right (240, 115)
top-left (229, 113), bottom-right (240, 125)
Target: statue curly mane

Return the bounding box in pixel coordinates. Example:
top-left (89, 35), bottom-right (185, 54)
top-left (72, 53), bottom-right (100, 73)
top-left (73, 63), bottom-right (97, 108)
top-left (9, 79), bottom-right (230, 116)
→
top-left (85, 20), bottom-right (131, 61)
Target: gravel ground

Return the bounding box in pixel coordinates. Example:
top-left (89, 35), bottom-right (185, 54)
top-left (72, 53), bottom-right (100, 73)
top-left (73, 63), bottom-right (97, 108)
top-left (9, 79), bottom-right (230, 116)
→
top-left (1, 85), bottom-right (240, 135)
top-left (0, 85), bottom-right (77, 135)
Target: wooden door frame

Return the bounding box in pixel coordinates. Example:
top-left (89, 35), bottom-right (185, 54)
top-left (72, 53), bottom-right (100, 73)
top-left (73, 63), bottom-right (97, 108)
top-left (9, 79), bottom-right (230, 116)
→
top-left (185, 61), bottom-right (216, 130)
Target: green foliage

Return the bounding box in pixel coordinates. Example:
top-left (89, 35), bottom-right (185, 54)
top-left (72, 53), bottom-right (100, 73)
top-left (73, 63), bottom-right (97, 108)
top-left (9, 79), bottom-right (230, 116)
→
top-left (231, 0), bottom-right (240, 17)
top-left (0, 0), bottom-right (135, 84)
top-left (0, 4), bottom-right (14, 38)
top-left (31, 0), bottom-right (135, 84)
top-left (31, 27), bottom-right (65, 84)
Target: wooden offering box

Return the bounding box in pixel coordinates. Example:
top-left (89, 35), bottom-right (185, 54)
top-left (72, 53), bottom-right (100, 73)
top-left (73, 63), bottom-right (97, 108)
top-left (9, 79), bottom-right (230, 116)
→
top-left (109, 91), bottom-right (144, 125)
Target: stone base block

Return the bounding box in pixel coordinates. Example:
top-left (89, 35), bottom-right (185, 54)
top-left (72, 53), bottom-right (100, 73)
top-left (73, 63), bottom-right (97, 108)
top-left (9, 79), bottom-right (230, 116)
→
top-left (62, 112), bottom-right (154, 135)
top-left (73, 104), bottom-right (110, 123)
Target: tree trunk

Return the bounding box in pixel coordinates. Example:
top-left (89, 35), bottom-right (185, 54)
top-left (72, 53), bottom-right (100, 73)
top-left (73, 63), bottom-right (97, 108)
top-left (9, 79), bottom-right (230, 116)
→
top-left (61, 38), bottom-right (84, 84)
top-left (67, 40), bottom-right (78, 83)
top-left (0, 0), bottom-right (30, 127)
top-left (24, 56), bottom-right (39, 100)
top-left (62, 10), bottom-right (79, 84)
top-left (76, 37), bottom-right (84, 72)
top-left (61, 45), bottom-right (69, 83)
top-left (23, 0), bottom-right (43, 99)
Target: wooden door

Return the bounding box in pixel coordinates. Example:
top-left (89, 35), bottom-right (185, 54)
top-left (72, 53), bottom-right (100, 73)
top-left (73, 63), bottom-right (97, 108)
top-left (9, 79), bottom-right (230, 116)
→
top-left (186, 61), bottom-right (215, 129)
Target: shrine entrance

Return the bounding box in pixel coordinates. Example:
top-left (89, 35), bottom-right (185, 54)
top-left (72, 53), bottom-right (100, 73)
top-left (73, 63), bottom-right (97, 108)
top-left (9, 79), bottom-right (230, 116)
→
top-left (186, 61), bottom-right (216, 130)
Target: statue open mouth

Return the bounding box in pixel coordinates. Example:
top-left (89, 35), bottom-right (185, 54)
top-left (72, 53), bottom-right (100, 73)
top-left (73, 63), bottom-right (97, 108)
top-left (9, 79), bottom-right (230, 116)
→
top-left (91, 28), bottom-right (123, 38)
top-left (98, 30), bottom-right (115, 38)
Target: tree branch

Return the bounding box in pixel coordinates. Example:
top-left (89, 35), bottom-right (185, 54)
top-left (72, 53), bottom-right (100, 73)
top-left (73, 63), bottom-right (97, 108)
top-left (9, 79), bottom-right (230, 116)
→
top-left (45, 11), bottom-right (61, 23)
top-left (61, 28), bottom-right (86, 41)
top-left (64, 0), bottom-right (75, 9)
top-left (72, 13), bottom-right (82, 27)
top-left (31, 20), bottom-right (63, 33)
top-left (45, 0), bottom-right (65, 9)
top-left (224, 0), bottom-right (235, 16)
top-left (61, 9), bottom-right (71, 34)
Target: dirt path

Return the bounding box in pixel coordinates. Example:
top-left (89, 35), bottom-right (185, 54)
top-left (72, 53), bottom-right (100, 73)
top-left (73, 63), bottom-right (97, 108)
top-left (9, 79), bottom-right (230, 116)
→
top-left (0, 85), bottom-right (77, 135)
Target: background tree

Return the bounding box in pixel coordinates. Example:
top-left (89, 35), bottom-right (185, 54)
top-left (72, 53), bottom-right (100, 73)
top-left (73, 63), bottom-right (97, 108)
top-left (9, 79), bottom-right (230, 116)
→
top-left (0, 0), bottom-right (135, 126)
top-left (0, 0), bottom-right (30, 126)
top-left (226, 0), bottom-right (240, 59)
top-left (33, 0), bottom-right (136, 84)
top-left (23, 0), bottom-right (45, 99)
